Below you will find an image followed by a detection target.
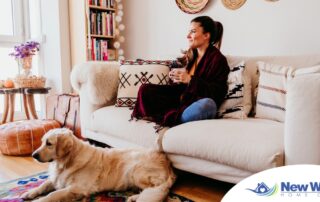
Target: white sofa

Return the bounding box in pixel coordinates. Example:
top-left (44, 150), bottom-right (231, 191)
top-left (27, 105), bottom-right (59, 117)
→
top-left (70, 55), bottom-right (320, 184)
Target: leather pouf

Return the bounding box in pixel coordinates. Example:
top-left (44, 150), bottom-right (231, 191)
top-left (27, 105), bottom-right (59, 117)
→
top-left (0, 120), bottom-right (61, 156)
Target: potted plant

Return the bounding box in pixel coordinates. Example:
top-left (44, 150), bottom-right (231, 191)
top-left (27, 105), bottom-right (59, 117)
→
top-left (9, 41), bottom-right (40, 77)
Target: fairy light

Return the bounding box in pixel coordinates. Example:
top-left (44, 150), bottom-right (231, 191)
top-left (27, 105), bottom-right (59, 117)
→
top-left (114, 0), bottom-right (125, 60)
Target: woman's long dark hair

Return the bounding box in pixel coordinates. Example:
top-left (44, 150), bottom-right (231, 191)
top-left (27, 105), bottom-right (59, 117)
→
top-left (177, 16), bottom-right (224, 69)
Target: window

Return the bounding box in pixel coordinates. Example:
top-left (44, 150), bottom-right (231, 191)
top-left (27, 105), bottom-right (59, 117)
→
top-left (0, 0), bottom-right (42, 115)
top-left (0, 0), bottom-right (14, 36)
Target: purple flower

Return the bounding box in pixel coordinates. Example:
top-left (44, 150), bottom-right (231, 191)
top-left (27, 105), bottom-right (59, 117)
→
top-left (9, 41), bottom-right (40, 59)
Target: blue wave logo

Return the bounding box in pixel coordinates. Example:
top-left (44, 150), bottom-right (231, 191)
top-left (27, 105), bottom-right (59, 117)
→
top-left (247, 182), bottom-right (278, 196)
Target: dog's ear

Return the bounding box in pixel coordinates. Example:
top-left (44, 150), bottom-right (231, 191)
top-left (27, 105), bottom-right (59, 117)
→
top-left (56, 131), bottom-right (74, 159)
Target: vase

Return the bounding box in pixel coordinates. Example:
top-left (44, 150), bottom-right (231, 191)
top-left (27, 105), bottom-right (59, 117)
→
top-left (17, 56), bottom-right (32, 77)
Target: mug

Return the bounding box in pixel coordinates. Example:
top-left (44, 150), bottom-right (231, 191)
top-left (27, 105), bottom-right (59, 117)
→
top-left (170, 68), bottom-right (186, 83)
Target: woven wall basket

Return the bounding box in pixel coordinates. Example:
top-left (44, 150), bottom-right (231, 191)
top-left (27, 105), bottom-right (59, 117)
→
top-left (176, 0), bottom-right (209, 14)
top-left (222, 0), bottom-right (246, 10)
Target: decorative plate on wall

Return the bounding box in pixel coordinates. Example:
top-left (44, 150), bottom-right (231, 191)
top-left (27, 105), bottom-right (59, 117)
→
top-left (222, 0), bottom-right (246, 10)
top-left (176, 0), bottom-right (209, 14)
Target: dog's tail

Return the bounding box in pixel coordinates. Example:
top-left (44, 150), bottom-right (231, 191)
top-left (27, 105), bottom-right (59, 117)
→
top-left (136, 170), bottom-right (176, 202)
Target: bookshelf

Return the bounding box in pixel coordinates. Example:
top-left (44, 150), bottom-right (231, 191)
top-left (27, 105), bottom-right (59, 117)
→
top-left (87, 0), bottom-right (116, 61)
top-left (89, 5), bottom-right (116, 11)
top-left (69, 0), bottom-right (122, 67)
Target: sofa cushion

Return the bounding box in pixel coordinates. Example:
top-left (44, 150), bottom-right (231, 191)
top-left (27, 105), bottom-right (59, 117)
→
top-left (88, 106), bottom-right (165, 149)
top-left (167, 154), bottom-right (253, 183)
top-left (226, 55), bottom-right (320, 115)
top-left (291, 64), bottom-right (320, 76)
top-left (285, 69), bottom-right (320, 164)
top-left (217, 60), bottom-right (252, 119)
top-left (115, 60), bottom-right (171, 107)
top-left (162, 118), bottom-right (284, 173)
top-left (255, 62), bottom-right (293, 122)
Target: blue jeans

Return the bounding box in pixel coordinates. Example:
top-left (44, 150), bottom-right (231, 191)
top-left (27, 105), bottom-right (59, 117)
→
top-left (180, 98), bottom-right (217, 123)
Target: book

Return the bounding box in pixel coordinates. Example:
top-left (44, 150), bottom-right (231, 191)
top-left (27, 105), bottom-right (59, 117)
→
top-left (101, 40), bottom-right (108, 61)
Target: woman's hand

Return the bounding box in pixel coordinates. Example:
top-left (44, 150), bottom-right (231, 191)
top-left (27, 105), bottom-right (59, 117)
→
top-left (169, 68), bottom-right (191, 84)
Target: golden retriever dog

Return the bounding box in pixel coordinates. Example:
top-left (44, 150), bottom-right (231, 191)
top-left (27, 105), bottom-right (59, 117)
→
top-left (21, 128), bottom-right (176, 202)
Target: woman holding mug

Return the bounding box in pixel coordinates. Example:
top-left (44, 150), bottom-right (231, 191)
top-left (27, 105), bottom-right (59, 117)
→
top-left (131, 16), bottom-right (230, 128)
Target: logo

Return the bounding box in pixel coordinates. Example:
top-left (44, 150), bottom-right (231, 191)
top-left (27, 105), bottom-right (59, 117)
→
top-left (247, 182), bottom-right (278, 196)
top-left (222, 165), bottom-right (320, 202)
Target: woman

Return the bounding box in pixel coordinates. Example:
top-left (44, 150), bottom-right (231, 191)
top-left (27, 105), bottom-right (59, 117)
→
top-left (131, 16), bottom-right (230, 128)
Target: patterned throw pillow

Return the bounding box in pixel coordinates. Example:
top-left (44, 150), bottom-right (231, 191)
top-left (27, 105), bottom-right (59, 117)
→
top-left (217, 61), bottom-right (252, 119)
top-left (115, 60), bottom-right (172, 107)
top-left (255, 62), bottom-right (293, 122)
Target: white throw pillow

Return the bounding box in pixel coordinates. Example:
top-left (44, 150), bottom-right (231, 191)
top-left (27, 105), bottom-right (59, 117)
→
top-left (285, 72), bottom-right (320, 164)
top-left (290, 64), bottom-right (320, 77)
top-left (217, 61), bottom-right (252, 119)
top-left (115, 60), bottom-right (171, 107)
top-left (255, 62), bottom-right (293, 122)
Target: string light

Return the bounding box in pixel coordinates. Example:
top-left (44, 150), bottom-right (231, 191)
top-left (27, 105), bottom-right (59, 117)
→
top-left (115, 0), bottom-right (125, 60)
top-left (115, 16), bottom-right (122, 22)
top-left (113, 42), bottom-right (121, 49)
top-left (118, 49), bottom-right (124, 56)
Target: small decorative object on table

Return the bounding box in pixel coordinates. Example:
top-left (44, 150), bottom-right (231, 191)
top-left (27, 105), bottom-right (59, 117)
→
top-left (9, 41), bottom-right (47, 89)
top-left (13, 75), bottom-right (46, 88)
top-left (9, 41), bottom-right (40, 77)
top-left (2, 79), bottom-right (15, 88)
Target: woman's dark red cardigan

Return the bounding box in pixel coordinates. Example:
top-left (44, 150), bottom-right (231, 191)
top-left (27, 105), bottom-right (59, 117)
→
top-left (131, 45), bottom-right (230, 127)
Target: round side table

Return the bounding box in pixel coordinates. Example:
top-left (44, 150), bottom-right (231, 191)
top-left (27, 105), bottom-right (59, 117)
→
top-left (0, 87), bottom-right (51, 124)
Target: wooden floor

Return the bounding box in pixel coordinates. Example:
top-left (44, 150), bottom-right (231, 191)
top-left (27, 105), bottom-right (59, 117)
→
top-left (0, 154), bottom-right (234, 202)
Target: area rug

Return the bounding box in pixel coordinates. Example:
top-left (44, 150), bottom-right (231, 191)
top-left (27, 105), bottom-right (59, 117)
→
top-left (0, 172), bottom-right (193, 202)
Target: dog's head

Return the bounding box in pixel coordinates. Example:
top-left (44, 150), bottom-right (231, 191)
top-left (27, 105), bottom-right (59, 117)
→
top-left (32, 128), bottom-right (75, 163)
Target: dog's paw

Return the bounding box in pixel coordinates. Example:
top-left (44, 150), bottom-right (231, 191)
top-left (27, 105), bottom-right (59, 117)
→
top-left (21, 190), bottom-right (39, 200)
top-left (127, 194), bottom-right (139, 202)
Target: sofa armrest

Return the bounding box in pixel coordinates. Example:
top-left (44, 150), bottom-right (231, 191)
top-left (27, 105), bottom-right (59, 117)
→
top-left (71, 61), bottom-right (120, 105)
top-left (285, 73), bottom-right (320, 164)
top-left (70, 61), bottom-right (120, 132)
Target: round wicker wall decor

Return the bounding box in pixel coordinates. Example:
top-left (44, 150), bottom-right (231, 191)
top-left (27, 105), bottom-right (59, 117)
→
top-left (176, 0), bottom-right (209, 14)
top-left (222, 0), bottom-right (246, 10)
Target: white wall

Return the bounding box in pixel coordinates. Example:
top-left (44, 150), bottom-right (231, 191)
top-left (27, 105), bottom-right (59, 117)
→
top-left (122, 0), bottom-right (320, 60)
top-left (40, 0), bottom-right (72, 94)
